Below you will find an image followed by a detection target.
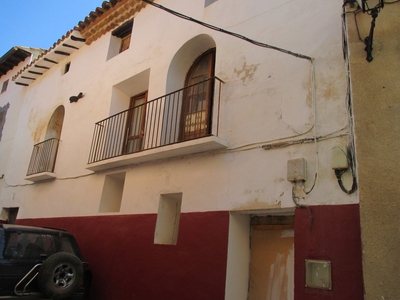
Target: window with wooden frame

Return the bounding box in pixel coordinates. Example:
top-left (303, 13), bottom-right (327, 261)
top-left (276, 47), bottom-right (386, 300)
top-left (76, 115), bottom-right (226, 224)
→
top-left (124, 92), bottom-right (148, 154)
top-left (180, 49), bottom-right (215, 141)
top-left (112, 19), bottom-right (134, 54)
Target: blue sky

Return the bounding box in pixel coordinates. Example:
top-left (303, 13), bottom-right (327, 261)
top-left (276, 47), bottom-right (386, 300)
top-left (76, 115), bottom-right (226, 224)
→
top-left (0, 1), bottom-right (103, 56)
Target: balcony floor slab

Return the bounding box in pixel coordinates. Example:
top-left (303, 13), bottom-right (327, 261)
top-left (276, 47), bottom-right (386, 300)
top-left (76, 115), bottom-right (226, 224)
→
top-left (25, 172), bottom-right (56, 182)
top-left (86, 136), bottom-right (228, 172)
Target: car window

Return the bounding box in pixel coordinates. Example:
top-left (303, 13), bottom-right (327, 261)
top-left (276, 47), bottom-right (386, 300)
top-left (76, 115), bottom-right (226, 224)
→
top-left (3, 232), bottom-right (79, 260)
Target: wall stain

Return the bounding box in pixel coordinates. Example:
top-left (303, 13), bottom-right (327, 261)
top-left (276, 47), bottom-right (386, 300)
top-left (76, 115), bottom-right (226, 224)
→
top-left (302, 72), bottom-right (313, 108)
top-left (234, 62), bottom-right (260, 84)
top-left (28, 109), bottom-right (48, 143)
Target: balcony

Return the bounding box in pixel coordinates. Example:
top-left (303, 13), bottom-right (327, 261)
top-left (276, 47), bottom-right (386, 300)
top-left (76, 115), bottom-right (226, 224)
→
top-left (25, 138), bottom-right (59, 182)
top-left (87, 77), bottom-right (227, 172)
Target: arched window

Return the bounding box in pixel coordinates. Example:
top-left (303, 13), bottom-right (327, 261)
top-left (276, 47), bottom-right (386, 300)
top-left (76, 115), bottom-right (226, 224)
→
top-left (180, 49), bottom-right (215, 141)
top-left (45, 106), bottom-right (65, 141)
top-left (26, 106), bottom-right (64, 177)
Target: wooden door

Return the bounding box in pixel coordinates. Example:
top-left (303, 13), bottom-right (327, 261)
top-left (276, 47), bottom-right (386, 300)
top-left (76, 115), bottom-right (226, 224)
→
top-left (248, 225), bottom-right (294, 300)
top-left (125, 92), bottom-right (147, 153)
top-left (181, 50), bottom-right (215, 141)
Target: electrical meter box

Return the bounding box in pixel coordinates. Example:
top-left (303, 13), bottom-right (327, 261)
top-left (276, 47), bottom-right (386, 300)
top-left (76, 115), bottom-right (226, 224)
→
top-left (287, 158), bottom-right (306, 182)
top-left (332, 146), bottom-right (348, 170)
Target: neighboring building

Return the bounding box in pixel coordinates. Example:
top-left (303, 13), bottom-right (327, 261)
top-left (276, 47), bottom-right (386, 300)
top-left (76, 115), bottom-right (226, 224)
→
top-left (4, 0), bottom-right (395, 299)
top-left (0, 46), bottom-right (45, 223)
top-left (345, 1), bottom-right (400, 299)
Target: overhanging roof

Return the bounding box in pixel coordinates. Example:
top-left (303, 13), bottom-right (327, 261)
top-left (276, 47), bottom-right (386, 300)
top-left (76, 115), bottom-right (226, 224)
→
top-left (13, 31), bottom-right (86, 86)
top-left (0, 47), bottom-right (44, 78)
top-left (12, 0), bottom-right (149, 86)
top-left (74, 0), bottom-right (147, 45)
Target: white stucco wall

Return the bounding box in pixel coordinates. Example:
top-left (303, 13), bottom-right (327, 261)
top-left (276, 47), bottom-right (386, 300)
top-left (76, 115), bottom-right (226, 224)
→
top-left (0, 55), bottom-right (32, 216)
top-left (0, 0), bottom-right (356, 219)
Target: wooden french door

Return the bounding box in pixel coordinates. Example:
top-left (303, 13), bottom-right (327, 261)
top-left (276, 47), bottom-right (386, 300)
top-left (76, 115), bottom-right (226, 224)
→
top-left (180, 49), bottom-right (215, 141)
top-left (125, 92), bottom-right (147, 153)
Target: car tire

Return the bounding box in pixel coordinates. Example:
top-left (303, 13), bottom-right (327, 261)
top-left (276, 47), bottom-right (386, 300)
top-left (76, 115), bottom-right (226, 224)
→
top-left (37, 252), bottom-right (83, 299)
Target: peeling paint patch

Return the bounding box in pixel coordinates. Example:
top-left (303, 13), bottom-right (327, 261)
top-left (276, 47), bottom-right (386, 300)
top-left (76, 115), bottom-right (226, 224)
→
top-left (302, 72), bottom-right (313, 108)
top-left (234, 62), bottom-right (260, 84)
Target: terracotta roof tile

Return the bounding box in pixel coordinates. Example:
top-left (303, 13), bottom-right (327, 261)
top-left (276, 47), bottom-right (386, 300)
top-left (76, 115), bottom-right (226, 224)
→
top-left (13, 30), bottom-right (86, 85)
top-left (75, 0), bottom-right (147, 45)
top-left (0, 47), bottom-right (44, 78)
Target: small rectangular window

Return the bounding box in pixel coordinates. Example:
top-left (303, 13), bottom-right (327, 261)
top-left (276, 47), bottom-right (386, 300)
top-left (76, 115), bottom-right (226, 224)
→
top-left (112, 19), bottom-right (134, 53)
top-left (99, 172), bottom-right (125, 213)
top-left (154, 193), bottom-right (182, 245)
top-left (1, 80), bottom-right (9, 93)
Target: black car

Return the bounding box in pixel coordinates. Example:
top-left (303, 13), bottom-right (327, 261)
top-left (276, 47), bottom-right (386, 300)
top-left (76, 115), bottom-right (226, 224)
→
top-left (0, 224), bottom-right (91, 299)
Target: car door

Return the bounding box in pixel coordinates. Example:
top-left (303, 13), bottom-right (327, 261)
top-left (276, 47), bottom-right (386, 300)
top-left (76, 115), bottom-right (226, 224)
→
top-left (0, 231), bottom-right (44, 294)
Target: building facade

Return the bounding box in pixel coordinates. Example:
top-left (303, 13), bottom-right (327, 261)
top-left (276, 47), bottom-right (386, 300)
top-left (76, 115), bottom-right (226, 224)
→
top-left (0, 0), bottom-right (385, 299)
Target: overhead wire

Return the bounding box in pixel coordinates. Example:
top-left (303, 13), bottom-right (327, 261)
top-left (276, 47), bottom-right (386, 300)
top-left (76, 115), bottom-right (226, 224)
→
top-left (142, 0), bottom-right (313, 61)
top-left (2, 172), bottom-right (95, 188)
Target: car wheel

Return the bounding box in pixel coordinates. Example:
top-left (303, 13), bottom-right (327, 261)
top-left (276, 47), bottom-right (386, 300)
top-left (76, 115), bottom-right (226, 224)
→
top-left (37, 252), bottom-right (83, 299)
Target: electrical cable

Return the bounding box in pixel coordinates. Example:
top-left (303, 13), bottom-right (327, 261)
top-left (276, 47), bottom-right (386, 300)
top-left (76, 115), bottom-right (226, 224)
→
top-left (304, 59), bottom-right (318, 195)
top-left (2, 172), bottom-right (95, 188)
top-left (2, 178), bottom-right (34, 188)
top-left (142, 0), bottom-right (313, 61)
top-left (335, 169), bottom-right (358, 194)
top-left (291, 183), bottom-right (314, 230)
top-left (340, 4), bottom-right (358, 195)
top-left (333, 147), bottom-right (358, 194)
top-left (56, 173), bottom-right (95, 180)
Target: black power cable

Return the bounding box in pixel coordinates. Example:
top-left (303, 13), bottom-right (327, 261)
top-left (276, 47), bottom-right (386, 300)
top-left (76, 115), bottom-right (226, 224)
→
top-left (334, 146), bottom-right (358, 194)
top-left (335, 169), bottom-right (358, 194)
top-left (142, 0), bottom-right (313, 61)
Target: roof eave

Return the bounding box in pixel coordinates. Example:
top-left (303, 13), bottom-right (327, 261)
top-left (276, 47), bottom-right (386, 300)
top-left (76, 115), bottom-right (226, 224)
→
top-left (13, 31), bottom-right (86, 86)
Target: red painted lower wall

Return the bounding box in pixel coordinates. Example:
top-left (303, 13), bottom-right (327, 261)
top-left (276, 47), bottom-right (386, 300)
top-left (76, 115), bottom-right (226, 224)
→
top-left (17, 211), bottom-right (230, 300)
top-left (16, 204), bottom-right (363, 300)
top-left (294, 204), bottom-right (364, 300)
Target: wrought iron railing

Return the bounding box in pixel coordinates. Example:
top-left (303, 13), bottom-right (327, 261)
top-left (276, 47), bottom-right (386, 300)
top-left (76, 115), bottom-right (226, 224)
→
top-left (88, 77), bottom-right (223, 164)
top-left (26, 138), bottom-right (60, 176)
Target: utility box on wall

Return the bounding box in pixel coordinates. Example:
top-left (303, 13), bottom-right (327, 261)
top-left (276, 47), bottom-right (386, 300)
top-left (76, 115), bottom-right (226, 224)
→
top-left (332, 146), bottom-right (348, 170)
top-left (287, 158), bottom-right (307, 182)
top-left (305, 259), bottom-right (332, 290)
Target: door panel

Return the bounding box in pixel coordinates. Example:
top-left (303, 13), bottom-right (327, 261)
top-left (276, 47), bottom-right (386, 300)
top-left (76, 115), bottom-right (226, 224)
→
top-left (248, 226), bottom-right (294, 300)
top-left (125, 92), bottom-right (147, 153)
top-left (181, 50), bottom-right (215, 141)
